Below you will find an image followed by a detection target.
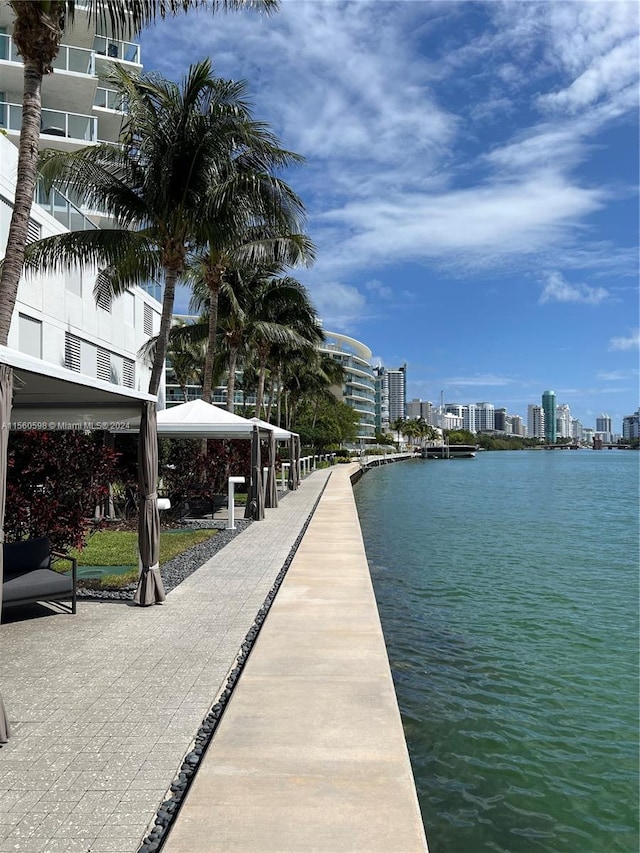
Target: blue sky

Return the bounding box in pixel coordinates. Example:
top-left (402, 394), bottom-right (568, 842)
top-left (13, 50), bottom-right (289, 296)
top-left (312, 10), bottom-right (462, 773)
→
top-left (140, 0), bottom-right (639, 430)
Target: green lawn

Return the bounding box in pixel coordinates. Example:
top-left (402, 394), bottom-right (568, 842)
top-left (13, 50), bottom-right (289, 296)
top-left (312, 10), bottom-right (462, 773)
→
top-left (66, 528), bottom-right (219, 590)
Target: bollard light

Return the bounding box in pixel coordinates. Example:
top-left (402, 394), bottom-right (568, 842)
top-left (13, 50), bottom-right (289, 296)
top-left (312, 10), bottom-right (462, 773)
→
top-left (227, 476), bottom-right (245, 530)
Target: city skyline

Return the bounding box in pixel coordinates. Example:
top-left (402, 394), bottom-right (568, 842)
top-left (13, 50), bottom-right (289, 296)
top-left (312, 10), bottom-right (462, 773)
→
top-left (140, 1), bottom-right (639, 426)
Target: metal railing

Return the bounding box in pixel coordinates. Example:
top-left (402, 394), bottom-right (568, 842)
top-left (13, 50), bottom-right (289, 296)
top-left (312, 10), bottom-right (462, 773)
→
top-left (0, 33), bottom-right (95, 75)
top-left (93, 35), bottom-right (140, 64)
top-left (36, 181), bottom-right (97, 232)
top-left (0, 102), bottom-right (98, 143)
top-left (94, 87), bottom-right (127, 112)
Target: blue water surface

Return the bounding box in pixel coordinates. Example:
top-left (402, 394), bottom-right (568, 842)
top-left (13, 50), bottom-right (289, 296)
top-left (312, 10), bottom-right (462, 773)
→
top-left (354, 451), bottom-right (639, 853)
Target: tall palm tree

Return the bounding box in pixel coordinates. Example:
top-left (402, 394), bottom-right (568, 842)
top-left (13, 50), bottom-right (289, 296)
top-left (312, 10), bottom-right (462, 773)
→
top-left (21, 61), bottom-right (293, 396)
top-left (0, 0), bottom-right (277, 346)
top-left (185, 221), bottom-right (315, 404)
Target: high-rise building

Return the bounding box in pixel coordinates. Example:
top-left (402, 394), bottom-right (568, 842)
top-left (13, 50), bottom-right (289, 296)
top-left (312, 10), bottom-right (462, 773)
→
top-left (596, 413), bottom-right (613, 443)
top-left (556, 403), bottom-right (572, 438)
top-left (622, 409), bottom-right (639, 441)
top-left (528, 404), bottom-right (545, 439)
top-left (542, 390), bottom-right (557, 443)
top-left (571, 418), bottom-right (584, 443)
top-left (322, 332), bottom-right (376, 443)
top-left (375, 364), bottom-right (406, 429)
top-left (511, 414), bottom-right (524, 437)
top-left (463, 403), bottom-right (477, 434)
top-left (475, 402), bottom-right (495, 432)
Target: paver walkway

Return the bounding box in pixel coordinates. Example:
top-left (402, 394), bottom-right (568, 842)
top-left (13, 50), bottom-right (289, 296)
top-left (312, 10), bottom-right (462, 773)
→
top-left (0, 469), bottom-right (331, 853)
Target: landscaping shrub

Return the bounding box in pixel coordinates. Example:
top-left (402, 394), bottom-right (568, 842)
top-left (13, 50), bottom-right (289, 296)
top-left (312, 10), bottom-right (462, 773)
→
top-left (161, 438), bottom-right (251, 512)
top-left (5, 430), bottom-right (120, 551)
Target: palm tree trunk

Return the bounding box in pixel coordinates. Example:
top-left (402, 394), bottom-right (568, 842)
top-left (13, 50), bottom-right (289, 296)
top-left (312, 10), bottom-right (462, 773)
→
top-left (149, 267), bottom-right (178, 396)
top-left (226, 346), bottom-right (239, 412)
top-left (255, 353), bottom-right (268, 419)
top-left (202, 282), bottom-right (220, 403)
top-left (266, 366), bottom-right (278, 423)
top-left (0, 60), bottom-right (43, 345)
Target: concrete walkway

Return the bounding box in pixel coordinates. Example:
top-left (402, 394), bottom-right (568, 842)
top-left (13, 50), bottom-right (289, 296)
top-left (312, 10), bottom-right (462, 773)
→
top-left (0, 470), bottom-right (330, 853)
top-left (163, 464), bottom-right (428, 853)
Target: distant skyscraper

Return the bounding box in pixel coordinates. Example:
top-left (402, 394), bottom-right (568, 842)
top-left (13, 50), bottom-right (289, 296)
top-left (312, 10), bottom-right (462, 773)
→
top-left (571, 418), bottom-right (584, 442)
top-left (556, 403), bottom-right (572, 438)
top-left (596, 413), bottom-right (613, 442)
top-left (622, 409), bottom-right (639, 441)
top-left (374, 364), bottom-right (406, 430)
top-left (528, 404), bottom-right (545, 439)
top-left (385, 365), bottom-right (407, 424)
top-left (542, 390), bottom-right (557, 443)
top-left (511, 414), bottom-right (524, 437)
top-left (475, 402), bottom-right (495, 432)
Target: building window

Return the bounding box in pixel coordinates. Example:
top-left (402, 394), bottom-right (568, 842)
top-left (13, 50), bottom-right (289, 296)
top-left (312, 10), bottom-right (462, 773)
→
top-left (64, 332), bottom-right (81, 372)
top-left (124, 291), bottom-right (135, 326)
top-left (123, 358), bottom-right (135, 388)
top-left (96, 347), bottom-right (111, 382)
top-left (143, 302), bottom-right (153, 335)
top-left (18, 314), bottom-right (42, 359)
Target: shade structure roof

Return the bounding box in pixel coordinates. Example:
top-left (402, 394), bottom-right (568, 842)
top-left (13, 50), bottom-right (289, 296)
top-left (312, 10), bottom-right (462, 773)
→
top-left (248, 417), bottom-right (295, 441)
top-left (155, 399), bottom-right (272, 439)
top-left (0, 346), bottom-right (156, 425)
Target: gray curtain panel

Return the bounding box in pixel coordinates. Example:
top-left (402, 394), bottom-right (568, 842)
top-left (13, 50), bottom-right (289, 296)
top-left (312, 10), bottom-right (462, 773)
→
top-left (265, 430), bottom-right (278, 509)
top-left (0, 364), bottom-right (12, 742)
top-left (287, 436), bottom-right (295, 490)
top-left (245, 426), bottom-right (264, 521)
top-left (133, 401), bottom-right (166, 606)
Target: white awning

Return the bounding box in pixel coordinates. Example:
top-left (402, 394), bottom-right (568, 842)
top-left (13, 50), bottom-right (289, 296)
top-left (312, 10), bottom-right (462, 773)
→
top-left (249, 416), bottom-right (294, 441)
top-left (0, 346), bottom-right (156, 427)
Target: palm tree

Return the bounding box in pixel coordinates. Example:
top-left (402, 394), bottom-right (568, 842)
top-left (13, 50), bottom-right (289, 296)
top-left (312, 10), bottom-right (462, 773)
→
top-left (0, 0), bottom-right (277, 347)
top-left (21, 61), bottom-right (294, 396)
top-left (165, 321), bottom-right (205, 402)
top-left (184, 221), bottom-right (315, 405)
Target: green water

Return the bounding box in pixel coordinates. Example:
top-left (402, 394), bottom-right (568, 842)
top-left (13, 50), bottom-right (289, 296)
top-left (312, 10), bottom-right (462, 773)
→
top-left (354, 451), bottom-right (639, 853)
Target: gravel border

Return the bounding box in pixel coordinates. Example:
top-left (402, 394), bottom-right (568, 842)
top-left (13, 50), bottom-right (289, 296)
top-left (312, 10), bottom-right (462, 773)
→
top-left (137, 474), bottom-right (331, 853)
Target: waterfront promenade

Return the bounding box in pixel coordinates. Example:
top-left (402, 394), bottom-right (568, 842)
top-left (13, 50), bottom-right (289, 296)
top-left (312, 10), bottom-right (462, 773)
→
top-left (0, 464), bottom-right (427, 853)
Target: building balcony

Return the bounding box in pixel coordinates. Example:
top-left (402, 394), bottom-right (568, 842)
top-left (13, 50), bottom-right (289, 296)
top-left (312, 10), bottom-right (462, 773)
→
top-left (93, 87), bottom-right (127, 112)
top-left (35, 181), bottom-right (97, 233)
top-left (0, 33), bottom-right (95, 76)
top-left (93, 35), bottom-right (141, 69)
top-left (0, 102), bottom-right (98, 151)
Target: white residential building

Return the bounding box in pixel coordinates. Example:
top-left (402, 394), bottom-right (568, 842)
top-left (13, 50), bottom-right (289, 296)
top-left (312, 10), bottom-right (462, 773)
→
top-left (321, 332), bottom-right (376, 443)
top-left (556, 403), bottom-right (572, 438)
top-left (0, 5), bottom-right (162, 400)
top-left (475, 402), bottom-right (495, 432)
top-left (527, 404), bottom-right (545, 439)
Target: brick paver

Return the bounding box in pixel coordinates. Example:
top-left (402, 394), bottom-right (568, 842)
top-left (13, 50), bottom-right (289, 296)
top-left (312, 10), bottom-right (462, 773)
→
top-left (0, 470), bottom-right (331, 853)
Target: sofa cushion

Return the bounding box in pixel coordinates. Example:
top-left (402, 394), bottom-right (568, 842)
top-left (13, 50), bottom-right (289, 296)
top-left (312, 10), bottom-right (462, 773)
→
top-left (2, 567), bottom-right (72, 604)
top-left (3, 537), bottom-right (51, 575)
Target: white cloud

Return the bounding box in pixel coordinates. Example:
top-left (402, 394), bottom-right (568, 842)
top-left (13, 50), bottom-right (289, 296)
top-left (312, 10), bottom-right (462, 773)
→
top-left (609, 330), bottom-right (640, 351)
top-left (312, 280), bottom-right (366, 332)
top-left (539, 272), bottom-right (609, 305)
top-left (365, 279), bottom-right (392, 299)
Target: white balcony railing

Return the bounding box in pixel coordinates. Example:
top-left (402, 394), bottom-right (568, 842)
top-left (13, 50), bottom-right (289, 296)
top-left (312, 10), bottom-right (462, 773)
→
top-left (0, 33), bottom-right (95, 75)
top-left (0, 102), bottom-right (98, 143)
top-left (36, 181), bottom-right (98, 232)
top-left (93, 35), bottom-right (140, 64)
top-left (94, 87), bottom-right (127, 112)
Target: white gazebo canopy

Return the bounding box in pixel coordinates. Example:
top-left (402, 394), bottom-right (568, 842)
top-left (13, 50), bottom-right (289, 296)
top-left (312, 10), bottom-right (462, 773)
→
top-left (249, 416), bottom-right (294, 441)
top-left (156, 398), bottom-right (272, 439)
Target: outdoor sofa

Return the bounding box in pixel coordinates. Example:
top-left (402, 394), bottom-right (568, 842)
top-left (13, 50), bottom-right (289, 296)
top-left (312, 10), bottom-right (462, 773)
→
top-left (2, 536), bottom-right (77, 614)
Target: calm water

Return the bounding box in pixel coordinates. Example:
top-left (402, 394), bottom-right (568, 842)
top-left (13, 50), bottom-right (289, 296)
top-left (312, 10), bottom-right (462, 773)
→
top-left (354, 451), bottom-right (639, 853)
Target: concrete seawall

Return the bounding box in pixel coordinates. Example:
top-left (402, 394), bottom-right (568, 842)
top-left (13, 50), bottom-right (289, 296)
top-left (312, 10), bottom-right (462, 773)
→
top-left (164, 463), bottom-right (429, 852)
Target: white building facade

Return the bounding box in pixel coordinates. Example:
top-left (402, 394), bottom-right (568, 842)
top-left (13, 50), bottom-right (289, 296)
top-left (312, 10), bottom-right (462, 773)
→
top-left (0, 6), bottom-right (162, 400)
top-left (321, 332), bottom-right (376, 443)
